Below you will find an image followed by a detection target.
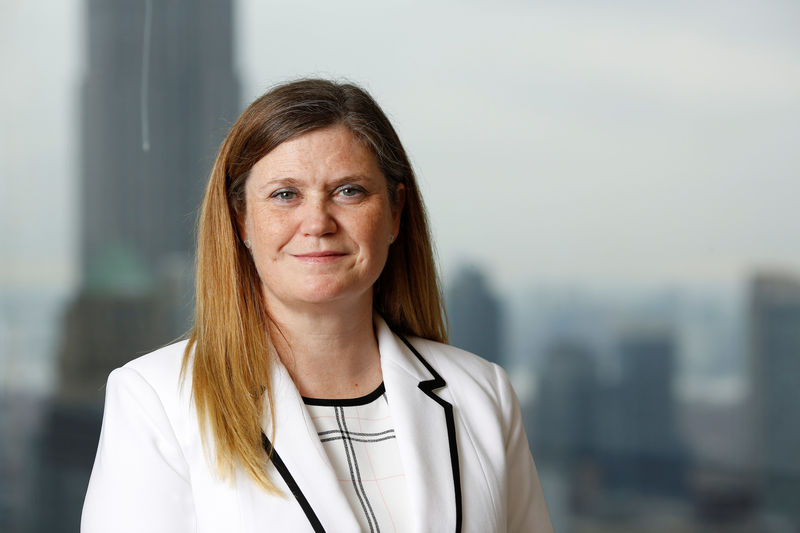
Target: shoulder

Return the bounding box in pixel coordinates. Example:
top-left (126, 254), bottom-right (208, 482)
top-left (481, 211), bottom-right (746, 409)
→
top-left (84, 342), bottom-right (199, 532)
top-left (105, 340), bottom-right (193, 419)
top-left (121, 340), bottom-right (190, 384)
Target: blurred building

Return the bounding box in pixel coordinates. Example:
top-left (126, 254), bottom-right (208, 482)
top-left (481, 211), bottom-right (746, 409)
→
top-left (533, 341), bottom-right (598, 462)
top-left (611, 327), bottom-right (687, 495)
top-left (446, 264), bottom-right (503, 366)
top-left (80, 0), bottom-right (239, 273)
top-left (590, 326), bottom-right (688, 502)
top-left (749, 273), bottom-right (800, 525)
top-left (532, 341), bottom-right (600, 513)
top-left (524, 290), bottom-right (793, 532)
top-left (34, 1), bottom-right (239, 531)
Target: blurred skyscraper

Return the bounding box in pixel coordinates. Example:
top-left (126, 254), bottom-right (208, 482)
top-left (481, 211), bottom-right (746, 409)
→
top-left (533, 341), bottom-right (598, 464)
top-left (531, 341), bottom-right (601, 514)
top-left (749, 272), bottom-right (800, 525)
top-left (80, 0), bottom-right (239, 273)
top-left (446, 264), bottom-right (503, 366)
top-left (532, 325), bottom-right (686, 516)
top-left (604, 326), bottom-right (687, 497)
top-left (34, 1), bottom-right (240, 531)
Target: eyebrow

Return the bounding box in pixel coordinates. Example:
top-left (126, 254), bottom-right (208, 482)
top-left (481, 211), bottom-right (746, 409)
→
top-left (253, 177), bottom-right (298, 195)
top-left (330, 174), bottom-right (377, 186)
top-left (256, 174), bottom-right (379, 191)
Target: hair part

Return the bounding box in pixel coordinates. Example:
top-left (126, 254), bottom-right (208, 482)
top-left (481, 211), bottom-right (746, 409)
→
top-left (183, 78), bottom-right (447, 492)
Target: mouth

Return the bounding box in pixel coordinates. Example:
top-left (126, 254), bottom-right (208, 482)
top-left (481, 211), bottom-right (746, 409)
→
top-left (291, 251), bottom-right (347, 264)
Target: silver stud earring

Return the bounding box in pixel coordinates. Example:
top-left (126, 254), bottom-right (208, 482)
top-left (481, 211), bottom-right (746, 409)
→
top-left (388, 235), bottom-right (395, 244)
top-left (244, 239), bottom-right (252, 249)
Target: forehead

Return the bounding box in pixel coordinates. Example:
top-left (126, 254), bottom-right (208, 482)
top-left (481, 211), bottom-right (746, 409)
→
top-left (248, 125), bottom-right (382, 183)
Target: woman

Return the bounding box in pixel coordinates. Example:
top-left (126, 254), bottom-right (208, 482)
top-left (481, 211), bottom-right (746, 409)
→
top-left (81, 79), bottom-right (553, 532)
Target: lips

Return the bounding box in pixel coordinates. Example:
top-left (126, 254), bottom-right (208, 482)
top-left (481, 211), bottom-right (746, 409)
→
top-left (291, 251), bottom-right (347, 264)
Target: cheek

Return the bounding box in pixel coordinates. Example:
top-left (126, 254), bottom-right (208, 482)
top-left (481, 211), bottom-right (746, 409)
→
top-left (249, 209), bottom-right (294, 250)
top-left (354, 205), bottom-right (393, 252)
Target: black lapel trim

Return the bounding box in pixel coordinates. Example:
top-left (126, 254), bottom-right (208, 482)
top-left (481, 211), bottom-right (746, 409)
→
top-left (397, 335), bottom-right (463, 533)
top-left (261, 433), bottom-right (326, 533)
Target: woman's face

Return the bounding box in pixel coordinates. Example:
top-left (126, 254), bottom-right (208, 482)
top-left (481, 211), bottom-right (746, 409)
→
top-left (241, 125), bottom-right (403, 313)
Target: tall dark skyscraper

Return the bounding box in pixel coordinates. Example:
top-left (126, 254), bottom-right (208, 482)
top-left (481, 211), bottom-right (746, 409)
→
top-left (749, 273), bottom-right (800, 525)
top-left (611, 327), bottom-right (686, 496)
top-left (80, 0), bottom-right (239, 274)
top-left (61, 0), bottom-right (239, 400)
top-left (533, 341), bottom-right (598, 465)
top-left (446, 264), bottom-right (503, 366)
top-left (580, 326), bottom-right (687, 502)
top-left (34, 3), bottom-right (240, 531)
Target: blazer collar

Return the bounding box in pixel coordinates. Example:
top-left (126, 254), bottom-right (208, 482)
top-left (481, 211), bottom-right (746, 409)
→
top-left (260, 316), bottom-right (462, 533)
top-left (262, 357), bottom-right (361, 532)
top-left (376, 315), bottom-right (462, 533)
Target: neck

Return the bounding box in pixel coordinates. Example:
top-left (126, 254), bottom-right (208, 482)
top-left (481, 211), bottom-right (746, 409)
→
top-left (266, 295), bottom-right (382, 399)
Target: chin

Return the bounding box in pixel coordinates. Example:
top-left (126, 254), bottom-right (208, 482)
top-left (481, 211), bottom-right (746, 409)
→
top-left (280, 282), bottom-right (348, 305)
top-left (297, 282), bottom-right (374, 308)
top-left (263, 275), bottom-right (375, 310)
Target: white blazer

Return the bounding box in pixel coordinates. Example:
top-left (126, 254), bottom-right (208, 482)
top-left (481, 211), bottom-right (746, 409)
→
top-left (82, 316), bottom-right (553, 532)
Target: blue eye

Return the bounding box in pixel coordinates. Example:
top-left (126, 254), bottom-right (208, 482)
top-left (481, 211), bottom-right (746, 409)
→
top-left (338, 185), bottom-right (365, 198)
top-left (271, 189), bottom-right (297, 201)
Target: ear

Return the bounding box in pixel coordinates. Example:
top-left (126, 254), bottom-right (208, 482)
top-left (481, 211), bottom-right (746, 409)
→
top-left (391, 183), bottom-right (406, 236)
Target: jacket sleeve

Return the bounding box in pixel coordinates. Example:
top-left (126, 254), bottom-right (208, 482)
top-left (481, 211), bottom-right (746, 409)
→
top-left (494, 364), bottom-right (554, 533)
top-left (81, 366), bottom-right (196, 533)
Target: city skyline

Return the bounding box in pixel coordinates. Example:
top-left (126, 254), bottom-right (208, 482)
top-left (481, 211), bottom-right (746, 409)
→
top-left (1, 3), bottom-right (799, 529)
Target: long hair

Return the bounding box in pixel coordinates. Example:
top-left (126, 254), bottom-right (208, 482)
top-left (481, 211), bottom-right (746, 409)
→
top-left (183, 79), bottom-right (447, 491)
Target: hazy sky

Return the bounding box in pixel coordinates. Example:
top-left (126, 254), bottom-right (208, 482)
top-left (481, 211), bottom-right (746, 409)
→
top-left (3, 0), bottom-right (800, 294)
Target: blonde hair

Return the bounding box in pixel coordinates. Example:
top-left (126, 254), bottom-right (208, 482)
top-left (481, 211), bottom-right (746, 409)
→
top-left (183, 79), bottom-right (447, 491)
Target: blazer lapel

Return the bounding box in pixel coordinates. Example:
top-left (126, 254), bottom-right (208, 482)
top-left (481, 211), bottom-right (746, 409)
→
top-left (376, 316), bottom-right (462, 533)
top-left (259, 358), bottom-right (362, 533)
top-left (245, 317), bottom-right (462, 533)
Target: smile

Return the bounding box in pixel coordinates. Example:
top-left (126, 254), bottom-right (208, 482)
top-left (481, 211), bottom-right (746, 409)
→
top-left (291, 252), bottom-right (347, 264)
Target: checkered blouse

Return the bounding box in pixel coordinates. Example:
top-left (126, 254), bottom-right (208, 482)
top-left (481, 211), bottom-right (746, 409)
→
top-left (304, 384), bottom-right (410, 532)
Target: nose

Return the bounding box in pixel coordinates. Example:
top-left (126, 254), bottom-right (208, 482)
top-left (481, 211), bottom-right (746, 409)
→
top-left (300, 197), bottom-right (337, 237)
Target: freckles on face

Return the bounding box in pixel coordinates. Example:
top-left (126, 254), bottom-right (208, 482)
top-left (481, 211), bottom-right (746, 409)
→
top-left (246, 202), bottom-right (293, 258)
top-left (239, 125), bottom-right (402, 309)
